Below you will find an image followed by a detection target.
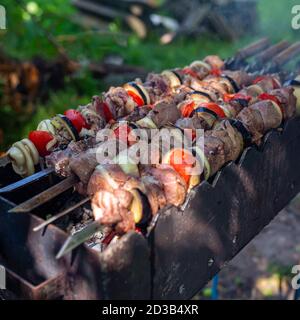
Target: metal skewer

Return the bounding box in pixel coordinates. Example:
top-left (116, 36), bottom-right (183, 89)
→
top-left (56, 220), bottom-right (103, 259)
top-left (33, 197), bottom-right (90, 232)
top-left (0, 168), bottom-right (54, 194)
top-left (8, 175), bottom-right (78, 213)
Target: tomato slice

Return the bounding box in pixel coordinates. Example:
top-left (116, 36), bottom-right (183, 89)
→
top-left (64, 109), bottom-right (89, 133)
top-left (182, 67), bottom-right (200, 79)
top-left (199, 102), bottom-right (226, 118)
top-left (169, 149), bottom-right (196, 185)
top-left (258, 93), bottom-right (283, 114)
top-left (28, 130), bottom-right (56, 157)
top-left (181, 101), bottom-right (196, 117)
top-left (127, 90), bottom-right (144, 107)
top-left (223, 93), bottom-right (252, 103)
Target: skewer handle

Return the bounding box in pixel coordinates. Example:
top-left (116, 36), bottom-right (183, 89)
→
top-left (236, 38), bottom-right (270, 60)
top-left (272, 42), bottom-right (300, 67)
top-left (254, 40), bottom-right (290, 64)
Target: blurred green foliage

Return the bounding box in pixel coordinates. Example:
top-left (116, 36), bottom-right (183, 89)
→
top-left (0, 0), bottom-right (298, 149)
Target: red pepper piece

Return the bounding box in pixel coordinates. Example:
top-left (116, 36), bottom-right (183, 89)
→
top-left (182, 67), bottom-right (200, 79)
top-left (64, 109), bottom-right (90, 132)
top-left (181, 101), bottom-right (196, 117)
top-left (223, 93), bottom-right (252, 103)
top-left (127, 90), bottom-right (145, 107)
top-left (200, 102), bottom-right (226, 118)
top-left (28, 130), bottom-right (56, 157)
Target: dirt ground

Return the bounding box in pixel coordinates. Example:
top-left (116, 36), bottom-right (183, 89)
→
top-left (199, 195), bottom-right (300, 300)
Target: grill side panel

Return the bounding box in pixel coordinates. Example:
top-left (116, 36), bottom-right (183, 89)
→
top-left (151, 116), bottom-right (300, 299)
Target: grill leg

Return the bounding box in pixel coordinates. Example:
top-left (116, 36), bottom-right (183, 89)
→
top-left (211, 275), bottom-right (219, 300)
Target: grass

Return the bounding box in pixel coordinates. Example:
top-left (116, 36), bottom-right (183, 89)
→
top-left (0, 0), bottom-right (299, 149)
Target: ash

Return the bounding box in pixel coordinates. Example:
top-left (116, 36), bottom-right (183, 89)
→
top-left (55, 195), bottom-right (105, 251)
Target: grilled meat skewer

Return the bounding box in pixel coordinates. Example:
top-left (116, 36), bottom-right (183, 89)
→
top-left (47, 74), bottom-right (285, 184)
top-left (5, 55), bottom-right (227, 178)
top-left (82, 85), bottom-right (297, 235)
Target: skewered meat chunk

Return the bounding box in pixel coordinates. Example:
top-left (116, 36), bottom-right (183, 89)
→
top-left (104, 87), bottom-right (135, 117)
top-left (92, 190), bottom-right (135, 233)
top-left (87, 164), bottom-right (137, 195)
top-left (175, 115), bottom-right (210, 131)
top-left (252, 75), bottom-right (281, 91)
top-left (268, 86), bottom-right (296, 119)
top-left (209, 120), bottom-right (244, 163)
top-left (251, 101), bottom-right (282, 130)
top-left (122, 105), bottom-right (152, 122)
top-left (203, 135), bottom-right (226, 177)
top-left (237, 100), bottom-right (282, 144)
top-left (221, 70), bottom-right (254, 88)
top-left (147, 164), bottom-right (187, 207)
top-left (69, 149), bottom-right (98, 185)
top-left (77, 96), bottom-right (106, 135)
top-left (148, 100), bottom-right (181, 127)
top-left (140, 175), bottom-right (167, 215)
top-left (45, 137), bottom-right (95, 177)
top-left (88, 163), bottom-right (165, 234)
top-left (88, 164), bottom-right (141, 233)
top-left (144, 73), bottom-right (171, 101)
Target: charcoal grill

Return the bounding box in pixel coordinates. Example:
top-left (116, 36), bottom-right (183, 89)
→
top-left (1, 39), bottom-right (300, 300)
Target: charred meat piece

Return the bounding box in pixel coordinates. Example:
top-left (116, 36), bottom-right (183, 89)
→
top-left (122, 105), bottom-right (152, 122)
top-left (175, 114), bottom-right (211, 131)
top-left (203, 135), bottom-right (226, 177)
top-left (77, 96), bottom-right (106, 134)
top-left (269, 86), bottom-right (296, 119)
top-left (89, 164), bottom-right (150, 234)
top-left (209, 120), bottom-right (244, 163)
top-left (104, 87), bottom-right (134, 118)
top-left (237, 100), bottom-right (282, 144)
top-left (144, 73), bottom-right (171, 102)
top-left (147, 164), bottom-right (187, 206)
top-left (252, 75), bottom-right (281, 91)
top-left (69, 149), bottom-right (98, 185)
top-left (87, 164), bottom-right (136, 195)
top-left (251, 100), bottom-right (282, 131)
top-left (68, 132), bottom-right (129, 185)
top-left (46, 137), bottom-right (95, 177)
top-left (222, 70), bottom-right (254, 88)
top-left (141, 175), bottom-right (167, 215)
top-left (91, 190), bottom-right (135, 234)
top-left (148, 100), bottom-right (181, 128)
top-left (236, 107), bottom-right (264, 144)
